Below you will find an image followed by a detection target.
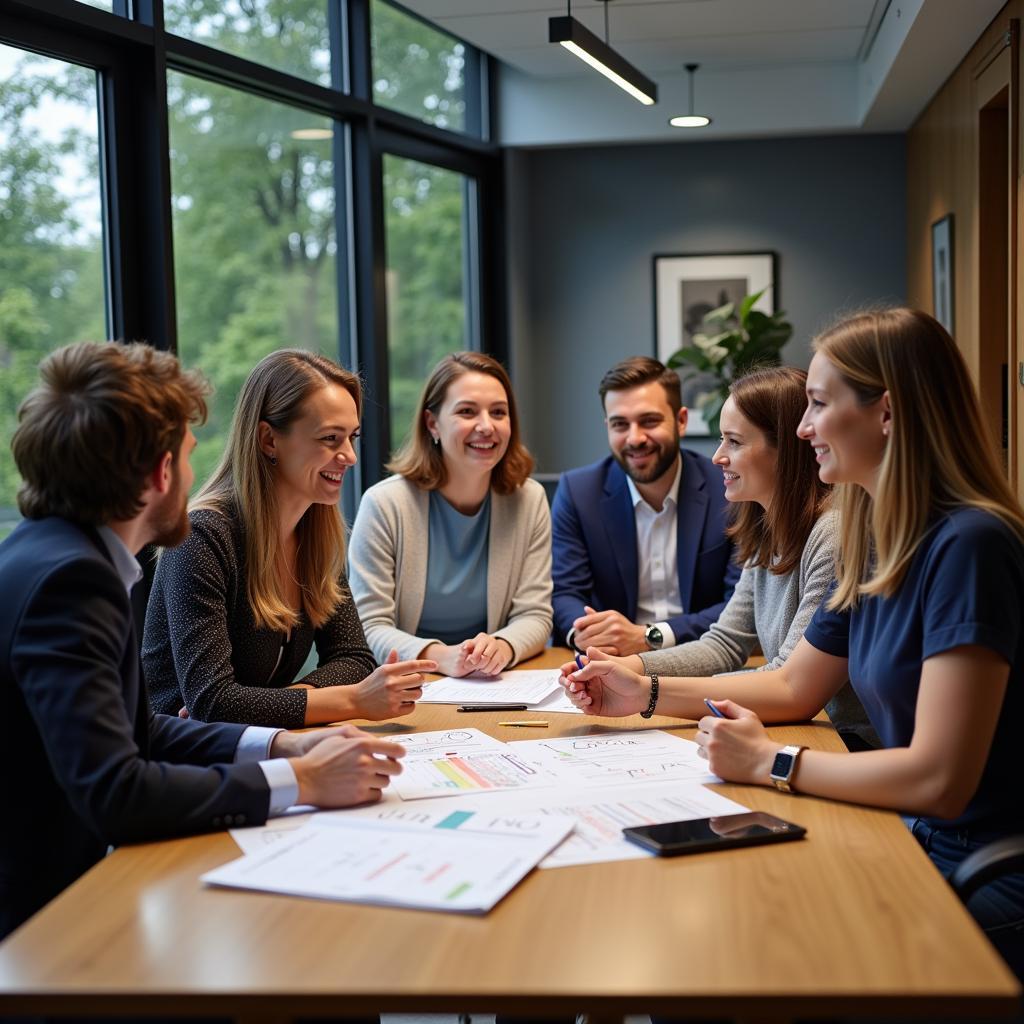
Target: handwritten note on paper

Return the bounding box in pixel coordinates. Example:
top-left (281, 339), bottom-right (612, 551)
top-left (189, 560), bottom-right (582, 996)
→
top-left (510, 729), bottom-right (716, 788)
top-left (418, 669), bottom-right (562, 706)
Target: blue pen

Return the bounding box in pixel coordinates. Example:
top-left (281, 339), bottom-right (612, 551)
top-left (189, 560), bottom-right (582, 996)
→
top-left (704, 697), bottom-right (726, 718)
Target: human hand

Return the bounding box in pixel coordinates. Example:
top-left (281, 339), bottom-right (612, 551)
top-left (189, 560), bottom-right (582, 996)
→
top-left (290, 729), bottom-right (406, 808)
top-left (270, 722), bottom-right (367, 759)
top-left (352, 649), bottom-right (436, 720)
top-left (694, 700), bottom-right (779, 784)
top-left (460, 633), bottom-right (514, 676)
top-left (560, 646), bottom-right (650, 717)
top-left (572, 606), bottom-right (647, 656)
top-left (424, 643), bottom-right (472, 677)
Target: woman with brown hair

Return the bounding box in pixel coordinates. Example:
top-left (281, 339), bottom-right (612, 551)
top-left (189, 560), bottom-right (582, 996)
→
top-left (565, 309), bottom-right (1024, 972)
top-left (143, 349), bottom-right (435, 728)
top-left (348, 351), bottom-right (552, 677)
top-left (569, 365), bottom-right (873, 743)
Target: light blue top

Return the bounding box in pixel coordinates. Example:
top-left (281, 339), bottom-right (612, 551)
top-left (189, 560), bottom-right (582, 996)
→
top-left (415, 490), bottom-right (490, 645)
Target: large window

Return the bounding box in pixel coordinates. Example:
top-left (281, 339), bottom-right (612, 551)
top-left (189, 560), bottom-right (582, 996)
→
top-left (164, 0), bottom-right (332, 87)
top-left (168, 72), bottom-right (339, 487)
top-left (0, 43), bottom-right (107, 536)
top-left (383, 154), bottom-right (472, 446)
top-left (0, 0), bottom-right (497, 502)
top-left (372, 0), bottom-right (469, 133)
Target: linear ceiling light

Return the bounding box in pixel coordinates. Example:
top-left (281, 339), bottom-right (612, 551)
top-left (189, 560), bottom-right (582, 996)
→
top-left (669, 63), bottom-right (711, 128)
top-left (549, 2), bottom-right (657, 106)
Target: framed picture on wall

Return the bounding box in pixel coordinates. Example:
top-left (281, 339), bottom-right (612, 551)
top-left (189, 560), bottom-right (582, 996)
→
top-left (931, 214), bottom-right (954, 334)
top-left (653, 251), bottom-right (777, 435)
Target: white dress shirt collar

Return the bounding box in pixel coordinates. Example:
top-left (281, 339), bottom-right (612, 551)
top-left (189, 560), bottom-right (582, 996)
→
top-left (96, 525), bottom-right (144, 594)
top-left (626, 452), bottom-right (683, 513)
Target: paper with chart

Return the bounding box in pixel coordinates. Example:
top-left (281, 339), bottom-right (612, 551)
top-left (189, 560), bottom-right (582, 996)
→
top-left (418, 669), bottom-right (562, 706)
top-left (510, 729), bottom-right (717, 788)
top-left (389, 727), bottom-right (557, 800)
top-left (347, 780), bottom-right (750, 869)
top-left (203, 808), bottom-right (574, 913)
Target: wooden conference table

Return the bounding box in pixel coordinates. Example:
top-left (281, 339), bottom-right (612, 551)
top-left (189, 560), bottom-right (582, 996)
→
top-left (0, 649), bottom-right (1019, 1023)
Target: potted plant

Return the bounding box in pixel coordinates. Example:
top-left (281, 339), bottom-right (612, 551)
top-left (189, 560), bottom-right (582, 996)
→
top-left (667, 289), bottom-right (793, 436)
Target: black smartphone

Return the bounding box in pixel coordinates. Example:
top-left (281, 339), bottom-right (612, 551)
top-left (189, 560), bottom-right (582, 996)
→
top-left (622, 812), bottom-right (806, 857)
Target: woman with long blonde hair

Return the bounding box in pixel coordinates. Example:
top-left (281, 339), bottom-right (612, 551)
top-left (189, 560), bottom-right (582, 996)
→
top-left (565, 309), bottom-right (1024, 972)
top-left (144, 349), bottom-right (435, 727)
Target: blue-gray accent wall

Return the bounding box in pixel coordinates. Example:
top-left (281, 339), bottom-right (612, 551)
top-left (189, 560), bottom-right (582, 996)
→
top-left (506, 133), bottom-right (906, 469)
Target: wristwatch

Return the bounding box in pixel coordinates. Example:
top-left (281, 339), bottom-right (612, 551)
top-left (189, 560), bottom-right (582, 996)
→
top-left (644, 624), bottom-right (664, 650)
top-left (769, 745), bottom-right (805, 792)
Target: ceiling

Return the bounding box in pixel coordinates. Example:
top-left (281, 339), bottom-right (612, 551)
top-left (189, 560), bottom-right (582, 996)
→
top-left (397, 0), bottom-right (1007, 146)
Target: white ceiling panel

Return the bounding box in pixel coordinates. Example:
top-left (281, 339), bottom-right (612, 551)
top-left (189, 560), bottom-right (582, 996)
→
top-left (389, 0), bottom-right (1007, 146)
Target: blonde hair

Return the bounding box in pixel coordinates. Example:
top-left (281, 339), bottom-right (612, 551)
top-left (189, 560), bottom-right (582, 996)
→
top-left (815, 308), bottom-right (1024, 610)
top-left (387, 351), bottom-right (533, 494)
top-left (193, 349), bottom-right (361, 632)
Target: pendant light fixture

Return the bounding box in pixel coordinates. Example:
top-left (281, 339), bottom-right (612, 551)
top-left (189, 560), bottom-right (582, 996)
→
top-left (549, 0), bottom-right (658, 106)
top-left (669, 63), bottom-right (712, 128)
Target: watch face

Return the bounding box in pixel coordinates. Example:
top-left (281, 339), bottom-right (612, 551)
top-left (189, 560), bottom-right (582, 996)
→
top-left (646, 626), bottom-right (664, 648)
top-left (771, 750), bottom-right (794, 780)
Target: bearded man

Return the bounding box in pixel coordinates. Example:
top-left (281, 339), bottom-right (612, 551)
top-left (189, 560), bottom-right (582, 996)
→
top-left (551, 356), bottom-right (739, 655)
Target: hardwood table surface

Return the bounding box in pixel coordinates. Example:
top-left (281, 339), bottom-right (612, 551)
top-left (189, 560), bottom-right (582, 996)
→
top-left (0, 649), bottom-right (1019, 1022)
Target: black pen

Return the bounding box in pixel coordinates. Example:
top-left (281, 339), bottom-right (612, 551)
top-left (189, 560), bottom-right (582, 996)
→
top-left (457, 703), bottom-right (529, 712)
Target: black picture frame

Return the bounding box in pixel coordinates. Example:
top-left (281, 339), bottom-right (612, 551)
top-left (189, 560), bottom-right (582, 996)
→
top-left (931, 214), bottom-right (955, 334)
top-left (652, 250), bottom-right (778, 434)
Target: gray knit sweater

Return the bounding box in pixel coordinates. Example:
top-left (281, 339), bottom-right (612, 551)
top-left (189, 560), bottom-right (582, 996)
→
top-left (639, 510), bottom-right (875, 741)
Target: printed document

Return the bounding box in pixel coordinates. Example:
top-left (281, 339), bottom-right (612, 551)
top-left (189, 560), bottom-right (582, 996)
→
top-left (418, 669), bottom-right (562, 706)
top-left (204, 807), bottom-right (573, 913)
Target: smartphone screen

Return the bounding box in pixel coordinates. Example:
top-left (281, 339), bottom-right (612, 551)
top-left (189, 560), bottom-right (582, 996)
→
top-left (623, 812), bottom-right (806, 856)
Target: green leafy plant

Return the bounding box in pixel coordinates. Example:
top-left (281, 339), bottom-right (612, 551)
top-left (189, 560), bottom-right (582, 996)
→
top-left (667, 289), bottom-right (793, 436)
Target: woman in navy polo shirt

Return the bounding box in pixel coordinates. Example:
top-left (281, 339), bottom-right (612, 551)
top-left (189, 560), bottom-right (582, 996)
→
top-left (564, 308), bottom-right (1024, 972)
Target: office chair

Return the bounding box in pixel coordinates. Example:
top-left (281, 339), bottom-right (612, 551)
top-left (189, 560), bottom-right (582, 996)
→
top-left (950, 835), bottom-right (1024, 903)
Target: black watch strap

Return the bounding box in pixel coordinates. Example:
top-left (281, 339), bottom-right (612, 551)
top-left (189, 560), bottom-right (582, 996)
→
top-left (640, 673), bottom-right (659, 719)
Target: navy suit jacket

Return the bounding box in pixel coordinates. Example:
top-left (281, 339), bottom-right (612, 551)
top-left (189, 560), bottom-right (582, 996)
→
top-left (551, 446), bottom-right (740, 645)
top-left (0, 517), bottom-right (271, 939)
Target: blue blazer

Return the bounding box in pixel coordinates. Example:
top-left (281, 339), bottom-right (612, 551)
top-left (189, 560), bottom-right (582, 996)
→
top-left (0, 517), bottom-right (271, 939)
top-left (551, 446), bottom-right (740, 644)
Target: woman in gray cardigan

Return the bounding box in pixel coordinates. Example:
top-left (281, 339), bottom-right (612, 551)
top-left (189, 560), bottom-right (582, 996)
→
top-left (577, 366), bottom-right (874, 744)
top-left (349, 352), bottom-right (552, 677)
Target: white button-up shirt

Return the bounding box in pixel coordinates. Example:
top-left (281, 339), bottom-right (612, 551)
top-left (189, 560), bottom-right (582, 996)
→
top-left (626, 458), bottom-right (684, 647)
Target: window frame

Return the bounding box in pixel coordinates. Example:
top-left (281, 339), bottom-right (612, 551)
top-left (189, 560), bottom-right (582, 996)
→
top-left (0, 0), bottom-right (505, 507)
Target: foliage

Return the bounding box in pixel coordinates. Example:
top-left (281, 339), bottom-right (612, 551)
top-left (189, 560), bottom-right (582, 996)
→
top-left (0, 1), bottom-right (472, 519)
top-left (667, 290), bottom-right (793, 436)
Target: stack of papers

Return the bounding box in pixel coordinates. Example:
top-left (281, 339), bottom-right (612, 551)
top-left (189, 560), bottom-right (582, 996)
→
top-left (204, 808), bottom-right (573, 914)
top-left (418, 669), bottom-right (562, 705)
top-left (228, 728), bottom-right (752, 878)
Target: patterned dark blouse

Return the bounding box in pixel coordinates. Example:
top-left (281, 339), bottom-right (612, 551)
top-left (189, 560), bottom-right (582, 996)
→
top-left (143, 506), bottom-right (376, 728)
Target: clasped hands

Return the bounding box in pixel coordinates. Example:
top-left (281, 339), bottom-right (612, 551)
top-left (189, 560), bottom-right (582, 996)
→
top-left (269, 723), bottom-right (405, 808)
top-left (559, 648), bottom-right (782, 785)
top-left (572, 605), bottom-right (649, 656)
top-left (424, 633), bottom-right (514, 678)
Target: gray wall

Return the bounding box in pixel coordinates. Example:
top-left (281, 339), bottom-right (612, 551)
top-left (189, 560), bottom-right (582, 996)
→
top-left (506, 133), bottom-right (906, 470)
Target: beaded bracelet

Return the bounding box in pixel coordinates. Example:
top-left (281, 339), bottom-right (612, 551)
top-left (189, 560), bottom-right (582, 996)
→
top-left (640, 673), bottom-right (659, 719)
